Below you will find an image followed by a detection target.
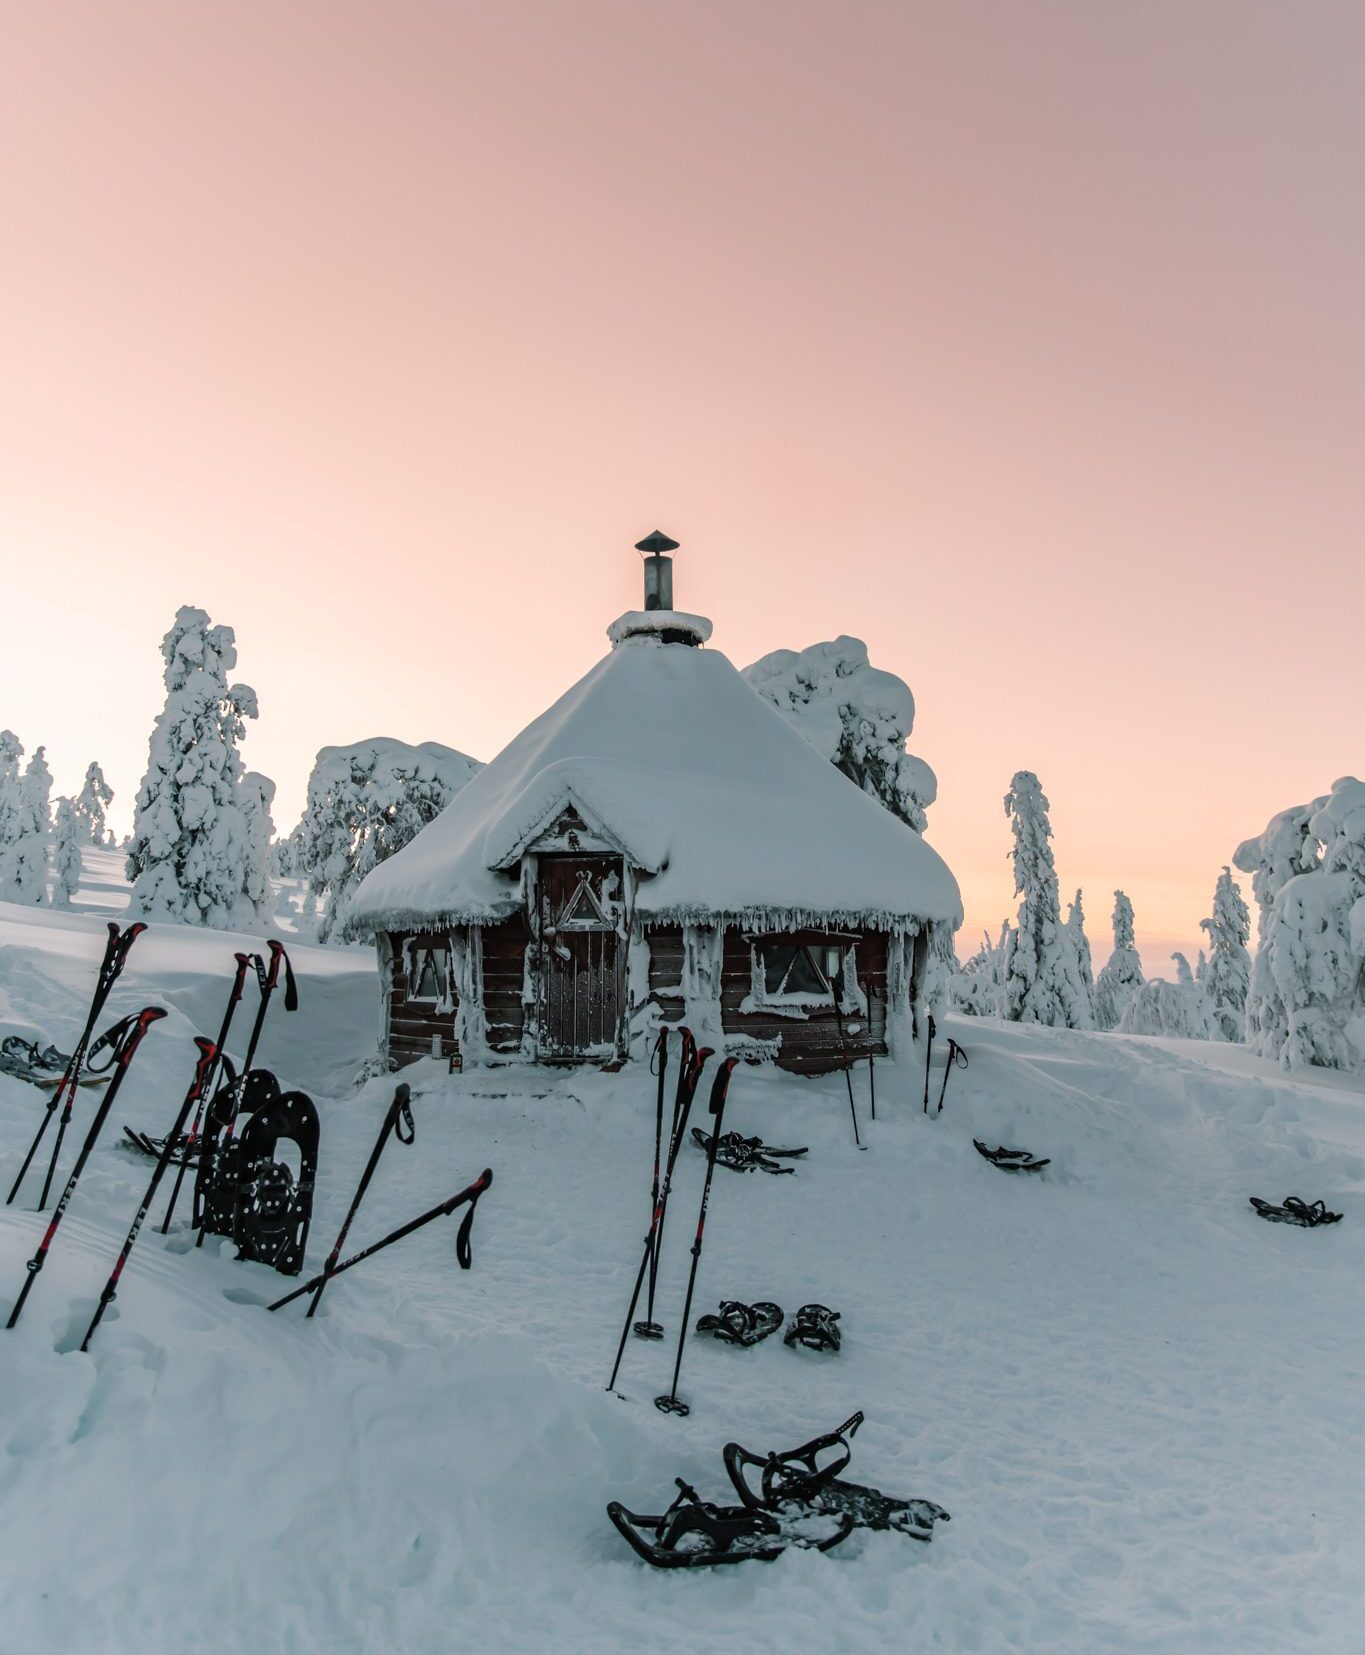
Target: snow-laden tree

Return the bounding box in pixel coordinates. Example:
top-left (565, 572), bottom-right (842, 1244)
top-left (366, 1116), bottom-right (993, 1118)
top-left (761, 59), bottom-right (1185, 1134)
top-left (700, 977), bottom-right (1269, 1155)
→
top-left (238, 771), bottom-right (277, 926)
top-left (1199, 867), bottom-right (1252, 1043)
top-left (1172, 952), bottom-right (1196, 987)
top-left (742, 637), bottom-right (937, 831)
top-left (1233, 797), bottom-right (1324, 1056)
top-left (1, 745), bottom-right (52, 904)
top-left (52, 797), bottom-right (84, 907)
top-left (999, 772), bottom-right (1093, 1028)
top-left (1066, 888), bottom-right (1097, 1023)
top-left (1235, 778), bottom-right (1365, 1071)
top-left (298, 738), bottom-right (481, 942)
top-left (1095, 891), bottom-right (1145, 1030)
top-left (75, 761), bottom-right (115, 847)
top-left (126, 606), bottom-right (260, 927)
top-left (950, 922), bottom-right (1010, 1016)
top-left (0, 730), bottom-right (24, 889)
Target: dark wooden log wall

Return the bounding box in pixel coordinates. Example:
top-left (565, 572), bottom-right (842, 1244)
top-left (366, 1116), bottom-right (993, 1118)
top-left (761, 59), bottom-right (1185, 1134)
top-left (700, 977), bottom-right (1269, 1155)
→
top-left (483, 914), bottom-right (531, 1056)
top-left (385, 928), bottom-right (459, 1069)
top-left (646, 923), bottom-right (891, 1075)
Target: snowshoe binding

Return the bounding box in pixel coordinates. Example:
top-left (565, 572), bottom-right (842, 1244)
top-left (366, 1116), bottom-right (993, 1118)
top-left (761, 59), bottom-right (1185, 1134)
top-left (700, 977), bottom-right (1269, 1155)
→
top-left (608, 1477), bottom-right (852, 1568)
top-left (695, 1300), bottom-right (784, 1347)
top-left (784, 1303), bottom-right (841, 1352)
top-left (122, 1126), bottom-right (200, 1165)
top-left (232, 1087), bottom-right (320, 1275)
top-left (974, 1139), bottom-right (1050, 1173)
top-left (723, 1410), bottom-right (950, 1543)
top-left (692, 1128), bottom-right (808, 1174)
top-left (192, 1062), bottom-right (271, 1239)
top-left (1250, 1195), bottom-right (1342, 1227)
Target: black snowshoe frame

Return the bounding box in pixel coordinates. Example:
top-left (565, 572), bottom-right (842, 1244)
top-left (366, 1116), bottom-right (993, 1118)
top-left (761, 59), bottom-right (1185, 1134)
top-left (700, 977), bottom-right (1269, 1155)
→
top-left (231, 1087), bottom-right (320, 1275)
top-left (974, 1139), bottom-right (1050, 1173)
top-left (1250, 1195), bottom-right (1342, 1227)
top-left (691, 1128), bottom-right (808, 1175)
top-left (695, 1300), bottom-right (784, 1347)
top-left (607, 1479), bottom-right (851, 1568)
top-left (723, 1411), bottom-right (950, 1543)
top-left (784, 1302), bottom-right (841, 1352)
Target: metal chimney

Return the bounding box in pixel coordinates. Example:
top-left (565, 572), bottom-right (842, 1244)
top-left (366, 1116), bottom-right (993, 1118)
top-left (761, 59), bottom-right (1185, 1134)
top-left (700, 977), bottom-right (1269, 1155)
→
top-left (635, 530), bottom-right (679, 611)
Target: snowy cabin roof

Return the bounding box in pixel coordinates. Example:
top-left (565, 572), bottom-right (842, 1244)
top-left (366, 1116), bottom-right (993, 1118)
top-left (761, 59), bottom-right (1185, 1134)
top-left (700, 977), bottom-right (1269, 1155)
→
top-left (348, 613), bottom-right (962, 934)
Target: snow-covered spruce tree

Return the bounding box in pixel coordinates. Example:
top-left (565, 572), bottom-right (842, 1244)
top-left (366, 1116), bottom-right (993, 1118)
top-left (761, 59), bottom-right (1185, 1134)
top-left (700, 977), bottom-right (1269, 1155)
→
top-left (126, 606), bottom-right (259, 927)
top-left (1094, 891), bottom-right (1145, 1030)
top-left (1199, 867), bottom-right (1252, 1043)
top-left (1066, 888), bottom-right (1097, 1024)
top-left (0, 730), bottom-right (24, 894)
top-left (1234, 798), bottom-right (1325, 1059)
top-left (75, 761), bottom-right (114, 847)
top-left (1172, 952), bottom-right (1195, 988)
top-left (52, 797), bottom-right (84, 906)
top-left (742, 637), bottom-right (937, 830)
top-left (999, 771), bottom-right (1093, 1028)
top-left (950, 922), bottom-right (1010, 1016)
top-left (1236, 779), bottom-right (1365, 1071)
top-left (1118, 969), bottom-right (1218, 1039)
top-left (238, 771), bottom-right (277, 926)
top-left (1, 745), bottom-right (53, 904)
top-left (297, 739), bottom-right (481, 942)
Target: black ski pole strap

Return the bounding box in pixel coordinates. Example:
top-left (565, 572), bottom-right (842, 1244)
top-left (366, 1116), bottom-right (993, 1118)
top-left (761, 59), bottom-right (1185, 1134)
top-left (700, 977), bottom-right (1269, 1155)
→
top-left (649, 1025), bottom-right (668, 1077)
top-left (947, 1039), bottom-right (968, 1071)
top-left (86, 1012), bottom-right (144, 1074)
top-left (393, 1084), bottom-right (416, 1145)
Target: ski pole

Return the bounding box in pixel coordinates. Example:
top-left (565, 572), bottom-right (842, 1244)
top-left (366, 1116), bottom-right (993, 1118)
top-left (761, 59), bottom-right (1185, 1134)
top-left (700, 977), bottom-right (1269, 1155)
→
top-left (8, 921), bottom-right (144, 1209)
top-left (196, 940), bottom-right (297, 1245)
top-left (79, 1036), bottom-right (217, 1351)
top-left (7, 1007), bottom-right (166, 1330)
top-left (922, 1013), bottom-right (937, 1114)
top-left (160, 952), bottom-right (252, 1233)
top-left (640, 1026), bottom-right (670, 1335)
top-left (811, 947), bottom-right (860, 1148)
top-left (304, 1081), bottom-right (416, 1319)
top-left (655, 1055), bottom-right (740, 1418)
top-left (606, 1032), bottom-right (710, 1391)
top-left (936, 1038), bottom-right (968, 1114)
top-left (868, 1051), bottom-right (877, 1121)
top-left (268, 1168), bottom-right (493, 1313)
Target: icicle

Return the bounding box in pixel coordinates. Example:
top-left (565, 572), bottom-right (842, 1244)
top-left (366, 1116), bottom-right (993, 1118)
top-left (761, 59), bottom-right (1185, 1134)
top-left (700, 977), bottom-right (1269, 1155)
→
top-left (682, 923), bottom-right (725, 1052)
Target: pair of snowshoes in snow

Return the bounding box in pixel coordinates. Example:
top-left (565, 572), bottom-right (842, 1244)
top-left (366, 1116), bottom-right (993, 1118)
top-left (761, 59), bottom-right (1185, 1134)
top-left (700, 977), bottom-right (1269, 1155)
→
top-left (194, 1069), bottom-right (320, 1274)
top-left (124, 1126), bottom-right (200, 1165)
top-left (608, 1411), bottom-right (949, 1568)
top-left (974, 1139), bottom-right (1050, 1173)
top-left (0, 1035), bottom-right (104, 1089)
top-left (693, 1301), bottom-right (842, 1352)
top-left (1250, 1196), bottom-right (1342, 1228)
top-left (691, 1128), bottom-right (809, 1176)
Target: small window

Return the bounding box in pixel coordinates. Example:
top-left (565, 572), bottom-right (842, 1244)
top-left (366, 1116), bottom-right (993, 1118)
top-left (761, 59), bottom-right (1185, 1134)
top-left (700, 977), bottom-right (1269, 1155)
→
top-left (749, 940), bottom-right (855, 1014)
top-left (763, 945), bottom-right (834, 998)
top-left (407, 946), bottom-right (449, 1006)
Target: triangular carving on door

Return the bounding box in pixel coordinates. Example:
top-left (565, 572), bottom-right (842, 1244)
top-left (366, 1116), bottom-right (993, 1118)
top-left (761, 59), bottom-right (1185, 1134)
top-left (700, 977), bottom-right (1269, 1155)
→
top-left (556, 874), bottom-right (611, 930)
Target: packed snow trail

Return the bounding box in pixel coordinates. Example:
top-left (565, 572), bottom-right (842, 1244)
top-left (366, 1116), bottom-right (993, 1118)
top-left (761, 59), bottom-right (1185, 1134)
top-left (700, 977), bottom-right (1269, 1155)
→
top-left (1, 903), bottom-right (1363, 1653)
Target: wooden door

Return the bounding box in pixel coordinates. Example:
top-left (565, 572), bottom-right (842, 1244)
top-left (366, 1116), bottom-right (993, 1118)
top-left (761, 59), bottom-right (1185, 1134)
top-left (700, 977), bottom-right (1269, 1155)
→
top-left (535, 855), bottom-right (625, 1060)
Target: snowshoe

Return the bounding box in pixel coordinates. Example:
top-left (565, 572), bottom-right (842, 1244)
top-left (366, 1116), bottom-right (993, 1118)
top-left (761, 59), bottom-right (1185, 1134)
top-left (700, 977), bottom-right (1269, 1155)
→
top-left (695, 1300), bottom-right (784, 1347)
top-left (1, 1036), bottom-right (106, 1089)
top-left (607, 1477), bottom-right (853, 1568)
top-left (122, 1126), bottom-right (200, 1165)
top-left (193, 1064), bottom-right (274, 1238)
top-left (692, 1127), bottom-right (807, 1174)
top-left (784, 1303), bottom-right (841, 1352)
top-left (1250, 1196), bottom-right (1342, 1228)
top-left (231, 1087), bottom-right (320, 1275)
top-left (723, 1411), bottom-right (950, 1543)
top-left (974, 1139), bottom-right (1050, 1173)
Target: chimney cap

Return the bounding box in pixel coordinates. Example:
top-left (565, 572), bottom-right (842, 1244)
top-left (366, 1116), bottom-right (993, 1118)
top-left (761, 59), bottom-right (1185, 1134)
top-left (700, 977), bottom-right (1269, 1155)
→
top-left (635, 530), bottom-right (680, 555)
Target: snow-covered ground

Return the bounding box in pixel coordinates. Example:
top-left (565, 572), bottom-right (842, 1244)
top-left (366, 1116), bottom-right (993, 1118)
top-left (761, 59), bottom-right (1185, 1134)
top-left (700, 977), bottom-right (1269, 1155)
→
top-left (2, 889), bottom-right (1362, 1654)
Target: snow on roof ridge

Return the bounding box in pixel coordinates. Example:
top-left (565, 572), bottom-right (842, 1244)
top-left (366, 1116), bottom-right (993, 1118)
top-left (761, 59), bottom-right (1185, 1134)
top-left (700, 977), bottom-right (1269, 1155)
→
top-left (607, 609), bottom-right (713, 647)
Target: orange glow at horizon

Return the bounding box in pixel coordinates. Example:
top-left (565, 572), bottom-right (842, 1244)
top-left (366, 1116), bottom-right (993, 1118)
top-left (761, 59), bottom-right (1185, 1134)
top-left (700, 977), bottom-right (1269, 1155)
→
top-left (1, 1), bottom-right (1361, 975)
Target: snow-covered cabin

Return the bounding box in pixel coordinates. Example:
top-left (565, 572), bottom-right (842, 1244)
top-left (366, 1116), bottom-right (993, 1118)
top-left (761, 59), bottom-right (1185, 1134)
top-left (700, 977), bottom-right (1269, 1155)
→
top-left (348, 535), bottom-right (962, 1072)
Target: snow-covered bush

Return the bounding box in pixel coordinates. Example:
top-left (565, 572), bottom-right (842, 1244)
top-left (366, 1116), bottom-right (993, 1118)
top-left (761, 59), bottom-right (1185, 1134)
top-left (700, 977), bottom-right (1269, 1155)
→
top-left (950, 922), bottom-right (1009, 1016)
top-left (239, 771), bottom-right (277, 926)
top-left (1199, 867), bottom-right (1252, 1043)
top-left (1, 745), bottom-right (52, 904)
top-left (742, 637), bottom-right (937, 831)
top-left (75, 762), bottom-right (115, 847)
top-left (297, 738), bottom-right (481, 942)
top-left (1118, 968), bottom-right (1218, 1039)
top-left (1095, 891), bottom-right (1144, 1030)
top-left (1235, 778), bottom-right (1365, 1071)
top-left (126, 605), bottom-right (260, 927)
top-left (999, 772), bottom-right (1093, 1028)
top-left (52, 797), bottom-right (84, 907)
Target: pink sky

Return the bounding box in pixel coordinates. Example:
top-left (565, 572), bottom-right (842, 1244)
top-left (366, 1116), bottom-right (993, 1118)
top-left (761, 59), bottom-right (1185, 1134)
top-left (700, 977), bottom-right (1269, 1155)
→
top-left (1, 2), bottom-right (1361, 972)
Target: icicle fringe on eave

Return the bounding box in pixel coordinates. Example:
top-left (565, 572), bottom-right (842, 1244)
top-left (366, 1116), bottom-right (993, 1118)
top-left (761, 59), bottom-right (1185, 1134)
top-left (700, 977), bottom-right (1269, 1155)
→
top-left (358, 904), bottom-right (959, 938)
